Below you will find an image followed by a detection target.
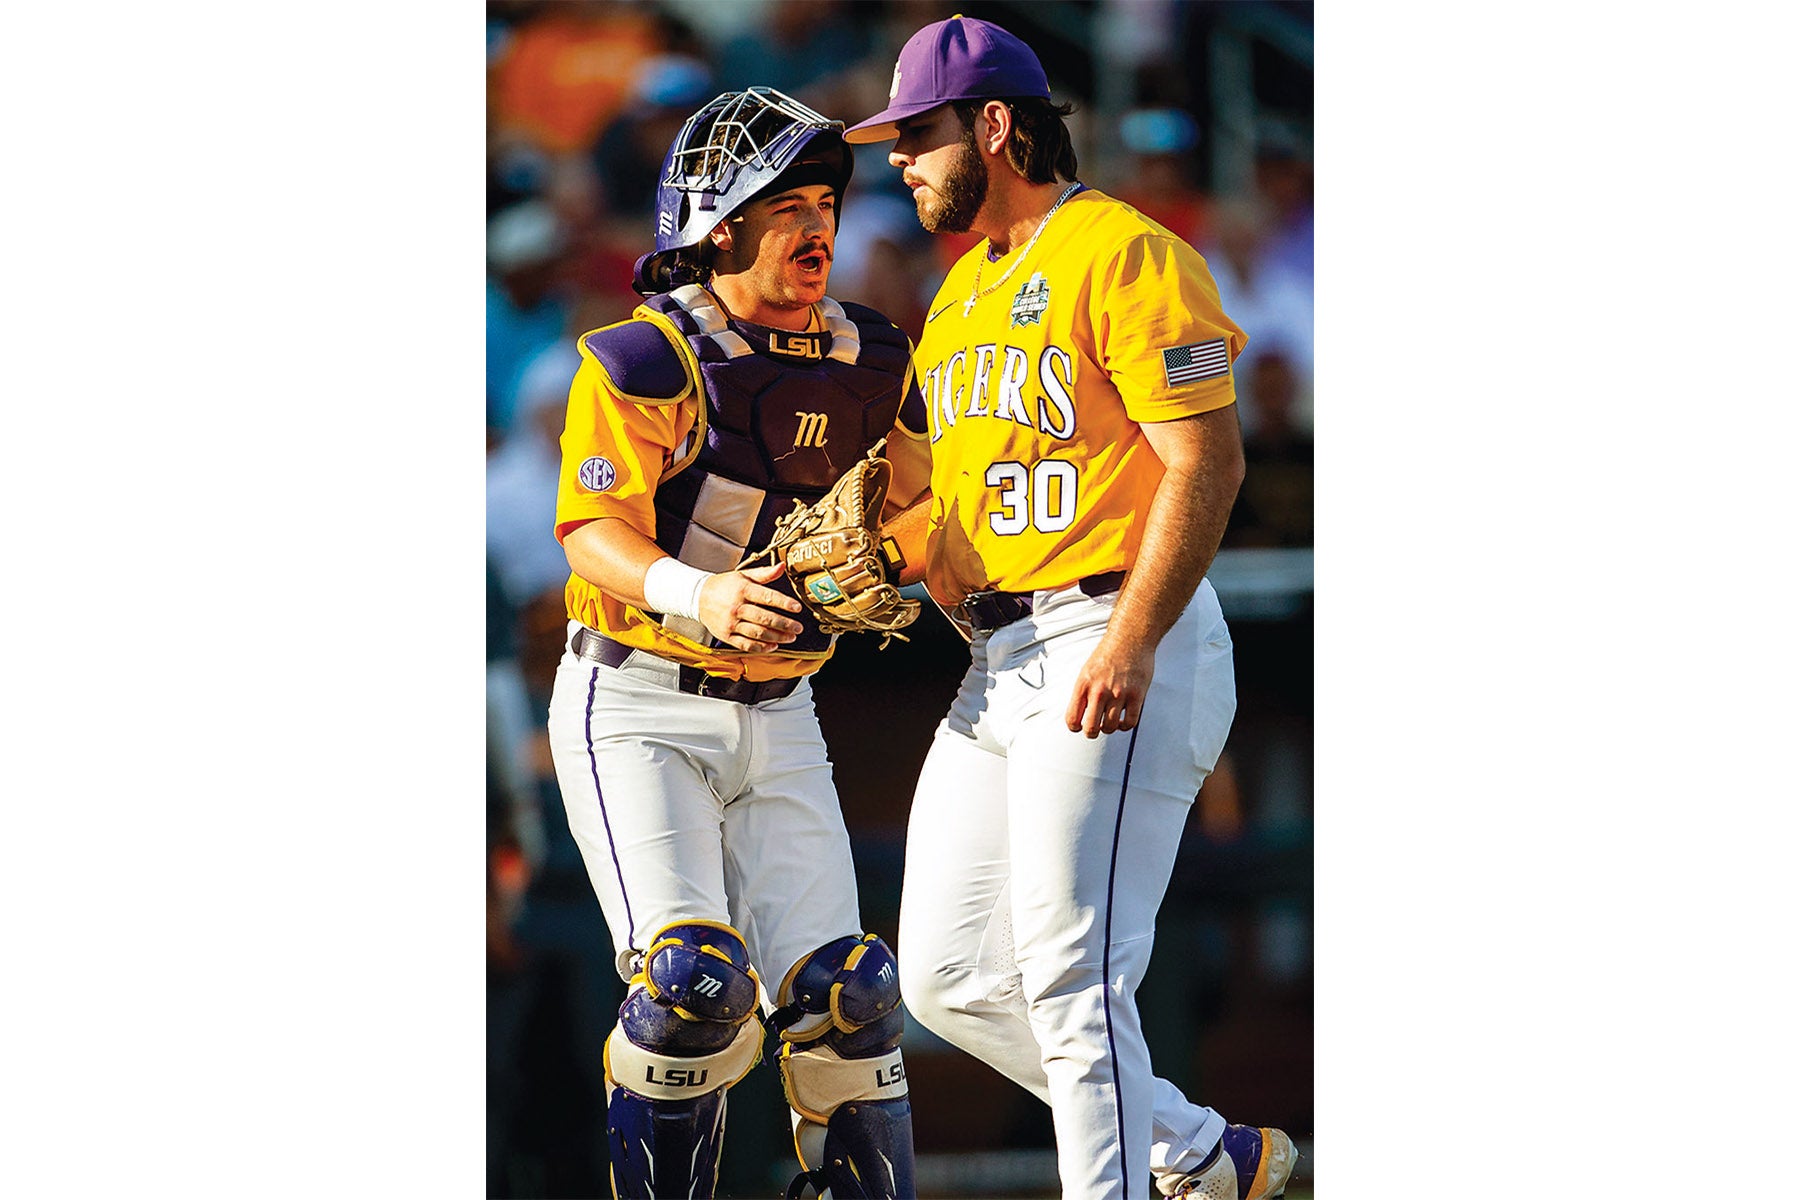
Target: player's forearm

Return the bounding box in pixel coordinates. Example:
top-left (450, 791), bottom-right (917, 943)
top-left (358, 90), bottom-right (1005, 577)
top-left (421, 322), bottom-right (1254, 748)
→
top-left (1106, 474), bottom-right (1232, 650)
top-left (880, 427), bottom-right (933, 588)
top-left (1107, 413), bottom-right (1245, 653)
top-left (885, 498), bottom-right (932, 586)
top-left (882, 428), bottom-right (933, 517)
top-left (562, 516), bottom-right (674, 611)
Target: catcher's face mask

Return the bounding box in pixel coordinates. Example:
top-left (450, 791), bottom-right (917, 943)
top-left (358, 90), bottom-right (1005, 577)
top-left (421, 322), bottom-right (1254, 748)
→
top-left (634, 87), bottom-right (852, 295)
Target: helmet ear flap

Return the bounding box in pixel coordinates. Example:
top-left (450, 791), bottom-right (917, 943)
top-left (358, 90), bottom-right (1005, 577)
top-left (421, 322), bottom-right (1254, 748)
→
top-left (664, 254), bottom-right (709, 289)
top-left (632, 247), bottom-right (712, 296)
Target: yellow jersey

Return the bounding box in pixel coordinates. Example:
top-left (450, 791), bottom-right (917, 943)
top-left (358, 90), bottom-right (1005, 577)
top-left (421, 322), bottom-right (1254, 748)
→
top-left (913, 187), bottom-right (1247, 607)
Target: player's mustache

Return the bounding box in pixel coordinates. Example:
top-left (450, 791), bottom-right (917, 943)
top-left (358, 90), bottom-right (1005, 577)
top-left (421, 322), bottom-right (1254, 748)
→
top-left (792, 241), bottom-right (833, 262)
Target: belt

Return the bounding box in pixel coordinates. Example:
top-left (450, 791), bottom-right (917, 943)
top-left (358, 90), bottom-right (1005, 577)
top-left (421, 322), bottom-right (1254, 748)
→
top-left (959, 571), bottom-right (1126, 634)
top-left (570, 627), bottom-right (802, 705)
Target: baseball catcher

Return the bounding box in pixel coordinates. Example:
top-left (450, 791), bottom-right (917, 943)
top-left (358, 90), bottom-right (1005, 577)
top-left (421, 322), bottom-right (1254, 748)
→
top-left (742, 439), bottom-right (921, 645)
top-left (544, 84), bottom-right (926, 1200)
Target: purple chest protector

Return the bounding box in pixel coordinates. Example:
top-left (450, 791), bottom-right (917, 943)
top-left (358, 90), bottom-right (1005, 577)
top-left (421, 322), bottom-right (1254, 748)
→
top-left (611, 285), bottom-right (914, 654)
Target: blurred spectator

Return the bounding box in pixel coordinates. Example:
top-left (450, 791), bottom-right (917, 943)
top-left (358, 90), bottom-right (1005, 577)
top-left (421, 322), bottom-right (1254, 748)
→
top-left (487, 201), bottom-right (572, 440)
top-left (1097, 0), bottom-right (1186, 84)
top-left (488, 340), bottom-right (578, 613)
top-left (487, 553), bottom-right (546, 1036)
top-left (828, 188), bottom-right (933, 340)
top-left (488, 337), bottom-right (582, 707)
top-left (1244, 353), bottom-right (1307, 458)
top-left (713, 0), bottom-right (870, 101)
top-left (1112, 106), bottom-right (1212, 247)
top-left (542, 56), bottom-right (720, 339)
top-left (589, 53), bottom-right (715, 220)
top-left (487, 136), bottom-right (549, 221)
top-left (555, 168), bottom-right (659, 335)
top-left (1223, 351), bottom-right (1312, 549)
top-left (538, 143), bottom-right (607, 244)
top-left (488, 495), bottom-right (614, 1199)
top-left (1196, 749), bottom-right (1246, 843)
top-left (485, 766), bottom-right (533, 1193)
top-left (563, 259), bottom-right (646, 352)
top-left (1205, 196), bottom-right (1313, 435)
top-left (488, 0), bottom-right (668, 156)
top-left (1254, 127), bottom-right (1314, 285)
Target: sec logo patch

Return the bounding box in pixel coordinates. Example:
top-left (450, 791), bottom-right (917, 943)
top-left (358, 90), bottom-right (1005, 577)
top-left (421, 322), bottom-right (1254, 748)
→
top-left (577, 456), bottom-right (617, 492)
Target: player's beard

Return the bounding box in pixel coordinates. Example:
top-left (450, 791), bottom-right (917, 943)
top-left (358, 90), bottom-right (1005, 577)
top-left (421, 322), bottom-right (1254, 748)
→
top-left (916, 130), bottom-right (988, 234)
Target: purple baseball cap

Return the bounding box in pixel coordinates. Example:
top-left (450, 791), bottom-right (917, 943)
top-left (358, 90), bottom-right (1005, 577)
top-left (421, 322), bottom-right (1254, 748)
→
top-left (844, 15), bottom-right (1050, 144)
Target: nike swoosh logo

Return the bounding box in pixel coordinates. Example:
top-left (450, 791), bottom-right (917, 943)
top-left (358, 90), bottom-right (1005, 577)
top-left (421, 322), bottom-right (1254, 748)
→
top-left (926, 299), bottom-right (957, 323)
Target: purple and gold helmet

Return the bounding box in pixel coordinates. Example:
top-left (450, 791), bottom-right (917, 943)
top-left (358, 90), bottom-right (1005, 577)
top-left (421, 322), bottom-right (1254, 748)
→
top-left (633, 87), bottom-right (853, 295)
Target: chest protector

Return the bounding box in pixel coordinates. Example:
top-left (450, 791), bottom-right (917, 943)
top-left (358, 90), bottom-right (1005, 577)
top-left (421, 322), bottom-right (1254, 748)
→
top-left (624, 285), bottom-right (912, 654)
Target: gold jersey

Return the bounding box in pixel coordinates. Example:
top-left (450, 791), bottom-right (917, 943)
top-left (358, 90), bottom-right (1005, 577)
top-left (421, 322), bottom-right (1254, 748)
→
top-left (552, 320), bottom-right (759, 673)
top-left (913, 187), bottom-right (1246, 607)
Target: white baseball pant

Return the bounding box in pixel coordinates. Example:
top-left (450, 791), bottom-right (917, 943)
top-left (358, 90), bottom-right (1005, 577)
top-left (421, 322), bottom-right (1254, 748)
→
top-left (546, 626), bottom-right (863, 987)
top-left (899, 581), bottom-right (1236, 1200)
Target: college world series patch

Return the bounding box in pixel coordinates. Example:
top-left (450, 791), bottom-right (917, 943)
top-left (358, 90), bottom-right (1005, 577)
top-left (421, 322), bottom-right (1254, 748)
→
top-left (1010, 272), bottom-right (1050, 327)
top-left (1161, 339), bottom-right (1230, 386)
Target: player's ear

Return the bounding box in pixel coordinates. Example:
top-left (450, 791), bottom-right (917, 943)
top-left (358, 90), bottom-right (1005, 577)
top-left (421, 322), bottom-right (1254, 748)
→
top-left (980, 100), bottom-right (1012, 156)
top-left (708, 220), bottom-right (732, 252)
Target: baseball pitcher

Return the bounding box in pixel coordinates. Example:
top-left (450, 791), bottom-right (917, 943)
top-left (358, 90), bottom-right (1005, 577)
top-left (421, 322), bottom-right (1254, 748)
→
top-left (846, 17), bottom-right (1298, 1200)
top-left (544, 87), bottom-right (929, 1199)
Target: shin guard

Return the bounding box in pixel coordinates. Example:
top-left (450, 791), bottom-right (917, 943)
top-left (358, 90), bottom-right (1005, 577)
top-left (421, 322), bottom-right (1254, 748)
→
top-left (603, 921), bottom-right (763, 1199)
top-left (776, 934), bottom-right (916, 1198)
top-left (607, 1085), bottom-right (729, 1200)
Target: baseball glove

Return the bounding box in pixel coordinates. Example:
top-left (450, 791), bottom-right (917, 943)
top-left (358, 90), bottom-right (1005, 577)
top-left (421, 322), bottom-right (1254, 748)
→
top-left (745, 442), bottom-right (920, 643)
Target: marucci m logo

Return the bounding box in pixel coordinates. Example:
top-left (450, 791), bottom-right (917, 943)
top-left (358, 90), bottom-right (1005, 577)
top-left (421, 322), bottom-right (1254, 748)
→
top-left (693, 974), bottom-right (724, 997)
top-left (794, 411), bottom-right (829, 448)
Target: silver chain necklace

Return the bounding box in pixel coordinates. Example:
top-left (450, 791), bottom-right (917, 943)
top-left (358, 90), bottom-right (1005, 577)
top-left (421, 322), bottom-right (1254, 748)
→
top-left (961, 182), bottom-right (1082, 317)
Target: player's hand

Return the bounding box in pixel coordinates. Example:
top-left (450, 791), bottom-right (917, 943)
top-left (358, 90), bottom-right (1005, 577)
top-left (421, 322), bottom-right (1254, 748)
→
top-left (1065, 631), bottom-right (1156, 738)
top-left (698, 563), bottom-right (806, 652)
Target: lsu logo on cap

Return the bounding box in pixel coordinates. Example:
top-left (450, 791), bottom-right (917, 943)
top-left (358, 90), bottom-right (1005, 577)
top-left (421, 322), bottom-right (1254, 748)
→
top-left (577, 456), bottom-right (618, 492)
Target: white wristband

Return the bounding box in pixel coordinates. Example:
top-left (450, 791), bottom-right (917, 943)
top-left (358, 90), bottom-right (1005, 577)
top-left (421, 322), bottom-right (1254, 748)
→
top-left (642, 556), bottom-right (713, 622)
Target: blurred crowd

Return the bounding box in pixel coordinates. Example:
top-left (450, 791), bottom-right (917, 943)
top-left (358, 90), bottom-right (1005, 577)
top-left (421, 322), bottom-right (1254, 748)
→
top-left (483, 3), bottom-right (1312, 1193)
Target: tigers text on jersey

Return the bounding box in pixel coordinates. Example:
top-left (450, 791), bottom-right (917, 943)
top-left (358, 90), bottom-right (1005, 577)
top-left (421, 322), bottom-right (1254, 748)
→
top-left (913, 187), bottom-right (1247, 607)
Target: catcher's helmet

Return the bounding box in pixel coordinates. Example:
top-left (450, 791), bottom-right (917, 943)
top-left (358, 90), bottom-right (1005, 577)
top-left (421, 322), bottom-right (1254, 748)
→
top-left (633, 87), bottom-right (853, 295)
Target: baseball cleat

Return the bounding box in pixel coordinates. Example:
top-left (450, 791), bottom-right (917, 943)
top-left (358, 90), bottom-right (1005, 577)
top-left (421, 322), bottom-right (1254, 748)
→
top-left (1169, 1124), bottom-right (1298, 1199)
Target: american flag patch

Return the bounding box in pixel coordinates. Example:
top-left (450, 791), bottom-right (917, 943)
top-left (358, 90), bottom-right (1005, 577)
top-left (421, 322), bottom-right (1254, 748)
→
top-left (1162, 339), bottom-right (1230, 386)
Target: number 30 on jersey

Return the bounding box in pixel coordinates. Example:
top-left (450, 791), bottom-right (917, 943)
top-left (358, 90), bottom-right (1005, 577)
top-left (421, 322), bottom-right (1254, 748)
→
top-left (986, 459), bottom-right (1077, 535)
